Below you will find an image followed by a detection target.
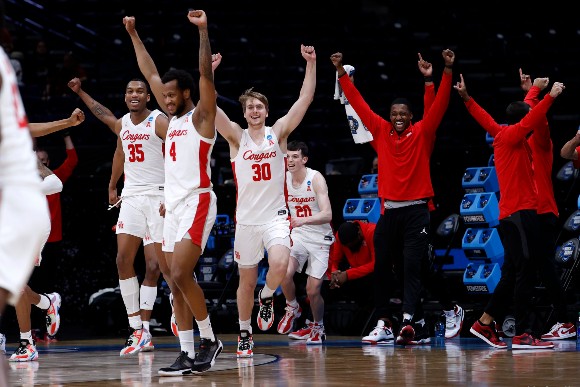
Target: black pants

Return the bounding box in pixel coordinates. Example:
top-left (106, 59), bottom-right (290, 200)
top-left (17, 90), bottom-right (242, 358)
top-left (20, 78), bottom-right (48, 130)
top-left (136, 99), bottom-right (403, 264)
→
top-left (537, 213), bottom-right (568, 324)
top-left (373, 203), bottom-right (430, 319)
top-left (485, 210), bottom-right (541, 336)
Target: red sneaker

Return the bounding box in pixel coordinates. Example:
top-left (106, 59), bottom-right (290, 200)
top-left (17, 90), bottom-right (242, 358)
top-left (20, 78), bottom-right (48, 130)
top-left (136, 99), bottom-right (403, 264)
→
top-left (541, 322), bottom-right (576, 341)
top-left (469, 320), bottom-right (507, 349)
top-left (512, 333), bottom-right (554, 349)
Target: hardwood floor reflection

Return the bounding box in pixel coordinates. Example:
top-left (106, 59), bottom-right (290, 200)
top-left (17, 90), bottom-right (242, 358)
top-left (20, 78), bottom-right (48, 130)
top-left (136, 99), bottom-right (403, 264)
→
top-left (5, 334), bottom-right (580, 386)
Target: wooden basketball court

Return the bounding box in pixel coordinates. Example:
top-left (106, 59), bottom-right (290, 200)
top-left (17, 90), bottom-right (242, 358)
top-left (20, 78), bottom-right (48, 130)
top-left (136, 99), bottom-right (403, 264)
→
top-left (5, 333), bottom-right (580, 386)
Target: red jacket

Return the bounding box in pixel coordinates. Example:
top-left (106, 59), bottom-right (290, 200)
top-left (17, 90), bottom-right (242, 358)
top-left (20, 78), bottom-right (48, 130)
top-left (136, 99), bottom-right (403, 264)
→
top-left (339, 71), bottom-right (452, 201)
top-left (328, 220), bottom-right (375, 281)
top-left (47, 148), bottom-right (78, 242)
top-left (464, 94), bottom-right (556, 219)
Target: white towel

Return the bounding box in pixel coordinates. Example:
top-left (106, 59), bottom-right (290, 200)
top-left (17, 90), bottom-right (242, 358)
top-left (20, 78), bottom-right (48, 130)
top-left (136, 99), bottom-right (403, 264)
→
top-left (334, 65), bottom-right (373, 144)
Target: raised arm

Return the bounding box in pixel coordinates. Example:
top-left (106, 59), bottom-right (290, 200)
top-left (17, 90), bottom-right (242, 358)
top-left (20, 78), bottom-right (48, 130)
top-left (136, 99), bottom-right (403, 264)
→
top-left (418, 52), bottom-right (435, 116)
top-left (29, 108), bottom-right (85, 137)
top-left (211, 52), bottom-right (243, 152)
top-left (123, 16), bottom-right (165, 113)
top-left (68, 77), bottom-right (120, 134)
top-left (274, 44), bottom-right (317, 141)
top-left (109, 137), bottom-right (124, 205)
top-left (188, 10), bottom-right (216, 139)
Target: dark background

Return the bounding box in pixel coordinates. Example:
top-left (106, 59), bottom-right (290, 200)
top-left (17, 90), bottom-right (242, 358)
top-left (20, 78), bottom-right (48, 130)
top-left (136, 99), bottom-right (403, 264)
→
top-left (2, 0), bottom-right (580, 337)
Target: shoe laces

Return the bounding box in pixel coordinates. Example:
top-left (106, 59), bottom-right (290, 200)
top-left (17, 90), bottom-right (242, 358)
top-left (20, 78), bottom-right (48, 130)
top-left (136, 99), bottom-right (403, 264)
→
top-left (195, 338), bottom-right (214, 361)
top-left (172, 351), bottom-right (190, 366)
top-left (15, 340), bottom-right (32, 354)
top-left (238, 335), bottom-right (252, 351)
top-left (124, 328), bottom-right (137, 346)
top-left (284, 304), bottom-right (298, 316)
top-left (259, 299), bottom-right (273, 321)
top-left (548, 322), bottom-right (562, 332)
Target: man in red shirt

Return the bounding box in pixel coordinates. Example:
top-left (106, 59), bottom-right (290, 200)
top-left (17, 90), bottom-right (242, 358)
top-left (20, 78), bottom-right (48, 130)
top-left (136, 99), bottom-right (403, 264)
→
top-left (518, 71), bottom-right (574, 341)
top-left (36, 133), bottom-right (78, 243)
top-left (455, 74), bottom-right (564, 349)
top-left (330, 49), bottom-right (455, 345)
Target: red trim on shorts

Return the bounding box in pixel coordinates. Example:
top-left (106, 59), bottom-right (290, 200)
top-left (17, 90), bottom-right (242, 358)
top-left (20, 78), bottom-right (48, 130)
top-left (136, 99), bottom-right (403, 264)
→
top-left (187, 192), bottom-right (210, 246)
top-left (231, 160), bottom-right (238, 224)
top-left (198, 140), bottom-right (211, 188)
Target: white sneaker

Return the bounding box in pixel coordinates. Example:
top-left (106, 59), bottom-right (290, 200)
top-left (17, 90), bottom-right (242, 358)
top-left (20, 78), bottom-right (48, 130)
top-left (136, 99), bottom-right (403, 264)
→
top-left (362, 319), bottom-right (394, 345)
top-left (444, 304), bottom-right (464, 339)
top-left (45, 292), bottom-right (62, 336)
top-left (0, 333), bottom-right (5, 354)
top-left (120, 328), bottom-right (151, 356)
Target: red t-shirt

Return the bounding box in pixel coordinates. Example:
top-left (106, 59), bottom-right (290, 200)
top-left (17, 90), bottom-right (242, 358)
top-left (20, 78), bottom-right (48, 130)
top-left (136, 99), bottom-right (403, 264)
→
top-left (47, 148), bottom-right (78, 242)
top-left (464, 94), bottom-right (555, 219)
top-left (524, 86), bottom-right (558, 217)
top-left (328, 220), bottom-right (376, 281)
top-left (339, 71), bottom-right (452, 202)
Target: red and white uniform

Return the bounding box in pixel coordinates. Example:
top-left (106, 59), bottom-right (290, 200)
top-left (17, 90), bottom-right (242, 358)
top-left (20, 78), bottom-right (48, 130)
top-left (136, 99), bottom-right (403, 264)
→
top-left (162, 109), bottom-right (217, 253)
top-left (232, 127), bottom-right (290, 266)
top-left (116, 109), bottom-right (166, 242)
top-left (0, 47), bottom-right (50, 305)
top-left (287, 167), bottom-right (333, 278)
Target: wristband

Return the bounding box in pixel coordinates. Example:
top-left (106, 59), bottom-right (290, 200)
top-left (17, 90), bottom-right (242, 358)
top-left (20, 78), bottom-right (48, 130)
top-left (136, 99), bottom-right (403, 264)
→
top-left (424, 76), bottom-right (433, 83)
top-left (445, 65), bottom-right (453, 69)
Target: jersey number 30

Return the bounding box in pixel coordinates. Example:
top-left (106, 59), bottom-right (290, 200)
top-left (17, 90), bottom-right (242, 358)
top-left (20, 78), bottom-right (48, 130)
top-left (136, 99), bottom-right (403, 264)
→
top-left (252, 163), bottom-right (271, 181)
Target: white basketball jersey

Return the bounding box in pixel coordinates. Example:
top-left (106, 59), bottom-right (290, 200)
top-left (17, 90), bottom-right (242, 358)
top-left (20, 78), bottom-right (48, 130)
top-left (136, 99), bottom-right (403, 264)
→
top-left (0, 47), bottom-right (40, 187)
top-left (232, 127), bottom-right (287, 225)
top-left (119, 109), bottom-right (165, 197)
top-left (287, 168), bottom-right (333, 240)
top-left (164, 109), bottom-right (216, 211)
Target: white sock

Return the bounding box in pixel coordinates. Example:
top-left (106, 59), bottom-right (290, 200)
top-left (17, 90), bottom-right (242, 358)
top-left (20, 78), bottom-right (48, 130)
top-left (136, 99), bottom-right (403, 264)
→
top-left (196, 316), bottom-right (215, 341)
top-left (139, 285), bottom-right (157, 311)
top-left (260, 284), bottom-right (276, 299)
top-left (128, 315), bottom-right (143, 330)
top-left (119, 277), bottom-right (140, 315)
top-left (239, 319), bottom-right (252, 334)
top-left (20, 331), bottom-right (33, 343)
top-left (178, 330), bottom-right (195, 356)
top-left (288, 299), bottom-right (299, 308)
top-left (35, 294), bottom-right (51, 310)
top-left (142, 321), bottom-right (150, 332)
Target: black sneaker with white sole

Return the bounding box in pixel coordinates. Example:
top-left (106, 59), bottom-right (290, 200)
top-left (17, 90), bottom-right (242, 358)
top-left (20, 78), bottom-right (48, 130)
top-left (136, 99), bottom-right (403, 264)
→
top-left (158, 351), bottom-right (195, 376)
top-left (192, 337), bottom-right (223, 373)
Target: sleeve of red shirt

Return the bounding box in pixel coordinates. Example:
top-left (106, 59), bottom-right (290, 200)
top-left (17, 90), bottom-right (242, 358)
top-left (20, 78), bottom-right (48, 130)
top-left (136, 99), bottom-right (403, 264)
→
top-left (524, 86), bottom-right (550, 147)
top-left (328, 234), bottom-right (344, 274)
top-left (524, 85), bottom-right (540, 108)
top-left (339, 75), bottom-right (391, 143)
top-left (423, 83), bottom-right (435, 117)
top-left (502, 94), bottom-right (555, 144)
top-left (53, 148), bottom-right (78, 183)
top-left (464, 98), bottom-right (503, 137)
top-left (574, 146), bottom-right (580, 169)
top-left (344, 222), bottom-right (376, 281)
top-left (420, 71), bottom-right (452, 138)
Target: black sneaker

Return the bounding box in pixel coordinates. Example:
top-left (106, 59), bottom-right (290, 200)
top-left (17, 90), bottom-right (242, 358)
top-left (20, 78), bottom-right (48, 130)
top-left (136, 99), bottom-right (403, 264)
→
top-left (158, 351), bottom-right (195, 376)
top-left (192, 337), bottom-right (223, 373)
top-left (408, 321), bottom-right (431, 345)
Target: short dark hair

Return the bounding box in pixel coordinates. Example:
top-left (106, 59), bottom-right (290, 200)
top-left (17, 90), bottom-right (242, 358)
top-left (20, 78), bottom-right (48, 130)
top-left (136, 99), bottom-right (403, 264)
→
top-left (337, 221), bottom-right (360, 245)
top-left (161, 69), bottom-right (196, 97)
top-left (505, 101), bottom-right (531, 125)
top-left (287, 140), bottom-right (309, 157)
top-left (391, 97), bottom-right (412, 113)
top-left (127, 78), bottom-right (150, 94)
